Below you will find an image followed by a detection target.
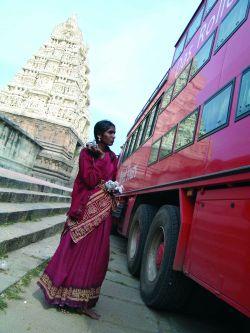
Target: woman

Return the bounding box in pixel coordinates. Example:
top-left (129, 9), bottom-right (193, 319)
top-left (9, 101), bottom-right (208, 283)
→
top-left (38, 120), bottom-right (118, 319)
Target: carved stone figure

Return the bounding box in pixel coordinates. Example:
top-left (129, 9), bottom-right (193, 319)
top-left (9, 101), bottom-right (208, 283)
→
top-left (0, 16), bottom-right (90, 184)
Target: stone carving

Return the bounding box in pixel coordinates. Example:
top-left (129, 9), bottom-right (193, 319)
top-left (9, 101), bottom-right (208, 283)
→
top-left (0, 16), bottom-right (90, 184)
top-left (0, 115), bottom-right (41, 174)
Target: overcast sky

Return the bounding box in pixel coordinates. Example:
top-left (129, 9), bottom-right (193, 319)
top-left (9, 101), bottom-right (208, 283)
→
top-left (0, 0), bottom-right (201, 153)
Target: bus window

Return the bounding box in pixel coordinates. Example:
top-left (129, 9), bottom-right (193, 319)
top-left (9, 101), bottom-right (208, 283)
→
top-left (172, 62), bottom-right (192, 99)
top-left (127, 133), bottom-right (136, 157)
top-left (199, 81), bottom-right (234, 138)
top-left (150, 102), bottom-right (160, 135)
top-left (122, 138), bottom-right (130, 161)
top-left (186, 5), bottom-right (205, 46)
top-left (159, 84), bottom-right (174, 112)
top-left (175, 109), bottom-right (199, 151)
top-left (190, 31), bottom-right (215, 80)
top-left (159, 126), bottom-right (176, 159)
top-left (215, 0), bottom-right (249, 52)
top-left (236, 68), bottom-right (250, 120)
top-left (133, 124), bottom-right (142, 152)
top-left (144, 106), bottom-right (157, 142)
top-left (172, 34), bottom-right (186, 65)
top-left (140, 115), bottom-right (150, 145)
top-left (137, 121), bottom-right (145, 147)
top-left (148, 139), bottom-right (161, 165)
top-left (131, 128), bottom-right (139, 153)
top-left (138, 118), bottom-right (147, 146)
top-left (204, 0), bottom-right (217, 18)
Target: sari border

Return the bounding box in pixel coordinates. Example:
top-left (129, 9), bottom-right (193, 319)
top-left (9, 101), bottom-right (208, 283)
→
top-left (38, 273), bottom-right (100, 304)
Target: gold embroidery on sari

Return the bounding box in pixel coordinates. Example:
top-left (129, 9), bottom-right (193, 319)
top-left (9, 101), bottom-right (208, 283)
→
top-left (39, 273), bottom-right (100, 302)
top-left (66, 186), bottom-right (117, 243)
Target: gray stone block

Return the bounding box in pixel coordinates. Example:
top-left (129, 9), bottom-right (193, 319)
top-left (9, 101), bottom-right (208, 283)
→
top-left (0, 189), bottom-right (70, 204)
top-left (0, 234), bottom-right (60, 294)
top-left (0, 215), bottom-right (66, 253)
top-left (0, 167), bottom-right (72, 196)
top-left (0, 202), bottom-right (69, 226)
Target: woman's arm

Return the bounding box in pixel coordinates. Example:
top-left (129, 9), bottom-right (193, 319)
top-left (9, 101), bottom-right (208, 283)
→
top-left (79, 149), bottom-right (108, 189)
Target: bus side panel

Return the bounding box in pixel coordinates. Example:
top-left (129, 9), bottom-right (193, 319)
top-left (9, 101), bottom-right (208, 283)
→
top-left (120, 196), bottom-right (137, 237)
top-left (184, 187), bottom-right (250, 317)
top-left (173, 189), bottom-right (195, 271)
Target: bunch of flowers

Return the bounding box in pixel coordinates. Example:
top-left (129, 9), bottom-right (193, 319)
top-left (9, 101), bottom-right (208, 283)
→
top-left (104, 180), bottom-right (124, 194)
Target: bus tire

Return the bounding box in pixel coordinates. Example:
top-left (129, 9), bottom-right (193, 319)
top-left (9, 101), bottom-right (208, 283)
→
top-left (127, 204), bottom-right (158, 277)
top-left (140, 204), bottom-right (192, 310)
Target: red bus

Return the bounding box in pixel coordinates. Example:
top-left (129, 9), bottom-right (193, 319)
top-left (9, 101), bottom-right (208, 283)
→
top-left (115, 0), bottom-right (250, 317)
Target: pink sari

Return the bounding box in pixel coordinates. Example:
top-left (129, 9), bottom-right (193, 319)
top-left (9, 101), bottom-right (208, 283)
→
top-left (37, 148), bottom-right (117, 309)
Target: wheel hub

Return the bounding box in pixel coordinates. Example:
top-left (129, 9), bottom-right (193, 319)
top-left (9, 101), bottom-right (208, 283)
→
top-left (146, 227), bottom-right (165, 282)
top-left (129, 221), bottom-right (140, 259)
top-left (156, 243), bottom-right (165, 270)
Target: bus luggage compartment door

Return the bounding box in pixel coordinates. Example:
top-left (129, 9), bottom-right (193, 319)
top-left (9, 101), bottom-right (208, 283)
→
top-left (184, 186), bottom-right (250, 316)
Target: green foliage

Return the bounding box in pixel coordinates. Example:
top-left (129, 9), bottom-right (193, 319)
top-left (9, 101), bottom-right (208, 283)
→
top-left (20, 274), bottom-right (32, 287)
top-left (0, 258), bottom-right (50, 312)
top-left (0, 297), bottom-right (8, 312)
top-left (4, 285), bottom-right (24, 300)
top-left (0, 249), bottom-right (8, 259)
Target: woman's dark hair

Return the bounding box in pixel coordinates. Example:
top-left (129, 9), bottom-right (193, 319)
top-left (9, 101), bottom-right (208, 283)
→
top-left (94, 120), bottom-right (115, 142)
top-left (91, 120), bottom-right (116, 160)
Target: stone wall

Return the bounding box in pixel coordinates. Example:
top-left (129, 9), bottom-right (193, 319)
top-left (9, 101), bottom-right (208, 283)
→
top-left (0, 114), bottom-right (41, 175)
top-left (1, 112), bottom-right (83, 184)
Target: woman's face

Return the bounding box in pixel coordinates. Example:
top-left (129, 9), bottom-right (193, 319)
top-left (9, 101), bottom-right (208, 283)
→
top-left (100, 126), bottom-right (116, 146)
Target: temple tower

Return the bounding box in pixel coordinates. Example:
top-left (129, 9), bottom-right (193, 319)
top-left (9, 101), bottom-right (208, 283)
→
top-left (0, 16), bottom-right (90, 184)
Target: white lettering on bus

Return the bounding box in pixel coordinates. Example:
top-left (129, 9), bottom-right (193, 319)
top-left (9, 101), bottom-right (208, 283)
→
top-left (206, 14), bottom-right (215, 35)
top-left (215, 0), bottom-right (225, 25)
top-left (120, 165), bottom-right (137, 183)
top-left (174, 0), bottom-right (235, 78)
top-left (197, 0), bottom-right (229, 49)
top-left (227, 0), bottom-right (234, 7)
top-left (197, 22), bottom-right (207, 50)
top-left (175, 45), bottom-right (193, 78)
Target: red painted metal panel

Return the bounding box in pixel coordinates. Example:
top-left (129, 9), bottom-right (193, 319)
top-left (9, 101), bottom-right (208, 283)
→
top-left (120, 196), bottom-right (137, 237)
top-left (118, 171), bottom-right (250, 199)
top-left (173, 189), bottom-right (195, 271)
top-left (184, 187), bottom-right (250, 317)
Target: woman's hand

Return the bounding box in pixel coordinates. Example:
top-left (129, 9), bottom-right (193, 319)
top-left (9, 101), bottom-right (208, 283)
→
top-left (86, 142), bottom-right (105, 158)
top-left (91, 146), bottom-right (105, 158)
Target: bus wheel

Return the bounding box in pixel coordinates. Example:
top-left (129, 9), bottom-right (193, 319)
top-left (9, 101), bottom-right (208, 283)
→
top-left (127, 204), bottom-right (158, 277)
top-left (140, 205), bottom-right (192, 310)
